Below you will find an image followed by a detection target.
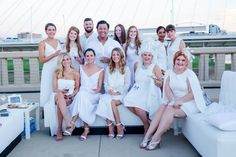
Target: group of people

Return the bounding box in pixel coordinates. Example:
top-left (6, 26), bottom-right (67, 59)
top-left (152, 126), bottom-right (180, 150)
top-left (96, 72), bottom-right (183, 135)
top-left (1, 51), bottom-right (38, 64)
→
top-left (39, 18), bottom-right (206, 151)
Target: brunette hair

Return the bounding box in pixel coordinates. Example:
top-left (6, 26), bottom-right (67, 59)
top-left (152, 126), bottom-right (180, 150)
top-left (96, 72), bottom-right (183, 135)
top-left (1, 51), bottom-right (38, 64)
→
top-left (166, 24), bottom-right (176, 32)
top-left (114, 24), bottom-right (126, 46)
top-left (45, 23), bottom-right (56, 31)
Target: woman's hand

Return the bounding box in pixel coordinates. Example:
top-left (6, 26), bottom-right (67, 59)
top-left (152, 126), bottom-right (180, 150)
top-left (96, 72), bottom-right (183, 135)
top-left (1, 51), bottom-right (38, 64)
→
top-left (53, 50), bottom-right (61, 57)
top-left (92, 88), bottom-right (100, 94)
top-left (173, 100), bottom-right (182, 109)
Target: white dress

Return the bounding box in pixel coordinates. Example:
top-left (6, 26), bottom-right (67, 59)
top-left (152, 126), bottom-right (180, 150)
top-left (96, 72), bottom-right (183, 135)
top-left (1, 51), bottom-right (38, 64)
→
top-left (72, 67), bottom-right (103, 125)
top-left (44, 79), bottom-right (75, 136)
top-left (155, 40), bottom-right (167, 71)
top-left (40, 41), bottom-right (61, 107)
top-left (69, 43), bottom-right (81, 71)
top-left (167, 37), bottom-right (182, 70)
top-left (96, 66), bottom-right (131, 121)
top-left (168, 70), bottom-right (200, 116)
top-left (124, 63), bottom-right (162, 118)
top-left (126, 44), bottom-right (139, 87)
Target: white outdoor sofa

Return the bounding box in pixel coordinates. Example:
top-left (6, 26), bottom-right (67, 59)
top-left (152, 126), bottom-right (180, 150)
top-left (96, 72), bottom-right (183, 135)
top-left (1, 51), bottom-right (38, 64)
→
top-left (0, 107), bottom-right (24, 156)
top-left (181, 71), bottom-right (236, 157)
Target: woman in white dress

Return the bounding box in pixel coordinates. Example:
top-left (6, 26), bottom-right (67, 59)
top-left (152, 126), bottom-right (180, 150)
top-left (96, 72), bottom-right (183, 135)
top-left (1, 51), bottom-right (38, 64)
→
top-left (96, 47), bottom-right (131, 139)
top-left (140, 51), bottom-right (206, 150)
top-left (124, 26), bottom-right (141, 87)
top-left (64, 26), bottom-right (84, 71)
top-left (166, 24), bottom-right (185, 70)
top-left (155, 26), bottom-right (167, 73)
top-left (44, 53), bottom-right (80, 141)
top-left (124, 41), bottom-right (163, 133)
top-left (72, 48), bottom-right (104, 141)
top-left (39, 23), bottom-right (61, 107)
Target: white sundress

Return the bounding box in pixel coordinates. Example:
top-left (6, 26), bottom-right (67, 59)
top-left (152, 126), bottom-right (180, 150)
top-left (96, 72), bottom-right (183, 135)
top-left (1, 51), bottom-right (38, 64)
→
top-left (72, 67), bottom-right (103, 125)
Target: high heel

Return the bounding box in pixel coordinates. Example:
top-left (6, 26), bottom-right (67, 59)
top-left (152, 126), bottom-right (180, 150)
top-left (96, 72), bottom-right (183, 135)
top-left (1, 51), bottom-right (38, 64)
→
top-left (139, 138), bottom-right (150, 149)
top-left (116, 123), bottom-right (125, 139)
top-left (80, 127), bottom-right (90, 141)
top-left (63, 121), bottom-right (75, 136)
top-left (107, 123), bottom-right (115, 138)
top-left (145, 139), bottom-right (161, 151)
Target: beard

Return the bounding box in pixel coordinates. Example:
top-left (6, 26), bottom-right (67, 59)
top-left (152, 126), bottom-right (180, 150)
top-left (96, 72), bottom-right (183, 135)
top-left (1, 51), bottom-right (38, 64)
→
top-left (85, 28), bottom-right (93, 33)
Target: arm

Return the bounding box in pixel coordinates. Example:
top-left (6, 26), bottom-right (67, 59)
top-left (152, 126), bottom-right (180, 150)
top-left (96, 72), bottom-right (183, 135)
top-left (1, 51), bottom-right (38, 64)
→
top-left (93, 69), bottom-right (104, 93)
top-left (38, 41), bottom-right (60, 63)
top-left (71, 71), bottom-right (80, 97)
top-left (179, 40), bottom-right (186, 51)
top-left (104, 68), bottom-right (113, 94)
top-left (165, 76), bottom-right (175, 104)
top-left (153, 65), bottom-right (163, 88)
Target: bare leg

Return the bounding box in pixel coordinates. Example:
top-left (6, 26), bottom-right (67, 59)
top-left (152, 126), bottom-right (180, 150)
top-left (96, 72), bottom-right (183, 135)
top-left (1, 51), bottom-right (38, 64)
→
top-left (80, 122), bottom-right (90, 140)
top-left (56, 92), bottom-right (70, 126)
top-left (144, 104), bottom-right (167, 140)
top-left (56, 105), bottom-right (63, 140)
top-left (133, 107), bottom-right (149, 133)
top-left (127, 106), bottom-right (135, 114)
top-left (106, 119), bottom-right (114, 137)
top-left (111, 100), bottom-right (124, 136)
top-left (151, 107), bottom-right (186, 141)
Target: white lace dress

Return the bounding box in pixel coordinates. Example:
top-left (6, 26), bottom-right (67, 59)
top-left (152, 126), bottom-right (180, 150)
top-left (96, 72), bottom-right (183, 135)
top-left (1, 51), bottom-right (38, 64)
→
top-left (72, 67), bottom-right (103, 125)
top-left (124, 63), bottom-right (162, 118)
top-left (96, 66), bottom-right (131, 121)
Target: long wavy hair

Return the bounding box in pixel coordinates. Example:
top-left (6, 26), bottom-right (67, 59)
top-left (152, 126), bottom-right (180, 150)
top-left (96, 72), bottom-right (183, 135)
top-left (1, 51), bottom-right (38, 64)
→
top-left (114, 24), bottom-right (126, 46)
top-left (55, 53), bottom-right (73, 79)
top-left (109, 47), bottom-right (126, 75)
top-left (65, 26), bottom-right (82, 55)
top-left (125, 25), bottom-right (141, 56)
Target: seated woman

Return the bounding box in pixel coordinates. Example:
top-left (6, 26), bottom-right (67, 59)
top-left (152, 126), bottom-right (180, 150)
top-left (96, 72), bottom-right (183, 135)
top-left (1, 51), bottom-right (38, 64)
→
top-left (72, 48), bottom-right (104, 141)
top-left (124, 41), bottom-right (163, 134)
top-left (140, 51), bottom-right (206, 150)
top-left (44, 53), bottom-right (80, 141)
top-left (96, 47), bottom-right (131, 139)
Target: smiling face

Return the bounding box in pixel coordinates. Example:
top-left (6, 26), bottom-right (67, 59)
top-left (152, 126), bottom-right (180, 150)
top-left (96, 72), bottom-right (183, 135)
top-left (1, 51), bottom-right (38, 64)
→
top-left (97, 23), bottom-right (109, 39)
top-left (115, 26), bottom-right (122, 38)
top-left (142, 52), bottom-right (153, 65)
top-left (69, 30), bottom-right (78, 41)
top-left (85, 50), bottom-right (95, 64)
top-left (84, 20), bottom-right (94, 33)
top-left (167, 30), bottom-right (176, 40)
top-left (61, 55), bottom-right (71, 68)
top-left (174, 55), bottom-right (188, 70)
top-left (46, 25), bottom-right (56, 38)
top-left (129, 27), bottom-right (137, 39)
top-left (112, 50), bottom-right (121, 63)
top-left (157, 28), bottom-right (166, 41)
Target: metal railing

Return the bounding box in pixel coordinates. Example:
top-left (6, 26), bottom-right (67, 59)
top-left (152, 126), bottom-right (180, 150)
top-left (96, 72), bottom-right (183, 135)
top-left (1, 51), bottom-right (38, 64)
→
top-left (0, 47), bottom-right (235, 92)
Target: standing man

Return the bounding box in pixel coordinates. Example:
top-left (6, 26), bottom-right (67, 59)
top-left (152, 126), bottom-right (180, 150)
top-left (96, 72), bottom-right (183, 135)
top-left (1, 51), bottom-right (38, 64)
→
top-left (80, 18), bottom-right (98, 51)
top-left (86, 20), bottom-right (122, 68)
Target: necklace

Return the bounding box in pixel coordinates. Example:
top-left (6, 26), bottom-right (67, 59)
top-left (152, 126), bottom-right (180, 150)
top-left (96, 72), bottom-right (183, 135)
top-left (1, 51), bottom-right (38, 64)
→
top-left (128, 43), bottom-right (136, 49)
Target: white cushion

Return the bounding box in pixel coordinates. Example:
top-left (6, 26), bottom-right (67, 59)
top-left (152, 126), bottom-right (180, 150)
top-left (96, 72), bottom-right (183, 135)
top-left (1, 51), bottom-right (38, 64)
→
top-left (206, 112), bottom-right (236, 131)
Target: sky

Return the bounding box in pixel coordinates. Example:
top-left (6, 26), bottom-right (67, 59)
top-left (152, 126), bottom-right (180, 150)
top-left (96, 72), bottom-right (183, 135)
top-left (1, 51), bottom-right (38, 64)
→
top-left (0, 0), bottom-right (236, 38)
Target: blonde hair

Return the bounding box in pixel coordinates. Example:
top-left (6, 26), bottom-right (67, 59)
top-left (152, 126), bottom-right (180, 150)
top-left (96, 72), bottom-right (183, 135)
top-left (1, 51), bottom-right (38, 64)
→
top-left (55, 53), bottom-right (73, 79)
top-left (109, 47), bottom-right (126, 74)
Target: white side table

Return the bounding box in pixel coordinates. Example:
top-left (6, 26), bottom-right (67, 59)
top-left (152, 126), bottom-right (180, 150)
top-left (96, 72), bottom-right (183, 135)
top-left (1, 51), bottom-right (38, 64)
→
top-left (6, 103), bottom-right (40, 139)
top-left (21, 103), bottom-right (40, 139)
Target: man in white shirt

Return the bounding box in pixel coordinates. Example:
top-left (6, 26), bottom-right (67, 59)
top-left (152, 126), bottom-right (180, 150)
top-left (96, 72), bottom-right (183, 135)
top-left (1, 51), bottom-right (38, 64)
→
top-left (86, 20), bottom-right (122, 68)
top-left (80, 18), bottom-right (97, 51)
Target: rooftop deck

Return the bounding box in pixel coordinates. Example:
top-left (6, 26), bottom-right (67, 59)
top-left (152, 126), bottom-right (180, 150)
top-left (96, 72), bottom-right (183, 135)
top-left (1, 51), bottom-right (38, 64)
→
top-left (5, 88), bottom-right (219, 157)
